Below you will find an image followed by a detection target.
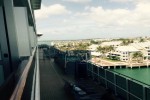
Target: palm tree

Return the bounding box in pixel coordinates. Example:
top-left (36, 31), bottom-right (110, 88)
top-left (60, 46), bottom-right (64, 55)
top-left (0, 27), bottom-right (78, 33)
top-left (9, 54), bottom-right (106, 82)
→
top-left (139, 38), bottom-right (145, 42)
top-left (97, 46), bottom-right (113, 58)
top-left (97, 46), bottom-right (104, 58)
top-left (107, 46), bottom-right (114, 52)
top-left (122, 40), bottom-right (127, 45)
top-left (97, 46), bottom-right (102, 52)
top-left (121, 39), bottom-right (133, 46)
top-left (132, 52), bottom-right (143, 63)
top-left (76, 43), bottom-right (88, 50)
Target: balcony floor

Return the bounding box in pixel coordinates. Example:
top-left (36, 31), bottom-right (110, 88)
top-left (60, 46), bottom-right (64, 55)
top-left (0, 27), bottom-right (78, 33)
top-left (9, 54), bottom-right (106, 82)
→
top-left (39, 49), bottom-right (73, 100)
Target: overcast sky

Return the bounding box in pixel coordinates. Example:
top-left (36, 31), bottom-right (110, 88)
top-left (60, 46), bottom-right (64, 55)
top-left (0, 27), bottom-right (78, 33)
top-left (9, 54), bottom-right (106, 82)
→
top-left (35, 0), bottom-right (150, 41)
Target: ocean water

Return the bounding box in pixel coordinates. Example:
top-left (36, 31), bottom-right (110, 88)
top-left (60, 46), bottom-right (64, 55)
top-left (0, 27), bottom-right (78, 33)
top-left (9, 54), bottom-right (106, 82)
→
top-left (110, 68), bottom-right (150, 85)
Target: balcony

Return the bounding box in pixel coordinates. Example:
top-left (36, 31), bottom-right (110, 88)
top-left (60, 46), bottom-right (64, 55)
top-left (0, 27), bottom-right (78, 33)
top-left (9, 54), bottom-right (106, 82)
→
top-left (1, 48), bottom-right (74, 100)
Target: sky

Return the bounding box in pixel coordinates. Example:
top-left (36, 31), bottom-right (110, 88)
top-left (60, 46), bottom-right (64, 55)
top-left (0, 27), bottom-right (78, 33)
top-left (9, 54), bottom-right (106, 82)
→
top-left (35, 0), bottom-right (150, 41)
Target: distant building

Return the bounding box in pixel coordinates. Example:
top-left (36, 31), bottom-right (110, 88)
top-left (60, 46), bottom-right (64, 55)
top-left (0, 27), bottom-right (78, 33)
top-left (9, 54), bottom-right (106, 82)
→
top-left (130, 41), bottom-right (150, 60)
top-left (92, 38), bottom-right (111, 41)
top-left (91, 52), bottom-right (101, 57)
top-left (100, 41), bottom-right (122, 48)
top-left (88, 44), bottom-right (99, 52)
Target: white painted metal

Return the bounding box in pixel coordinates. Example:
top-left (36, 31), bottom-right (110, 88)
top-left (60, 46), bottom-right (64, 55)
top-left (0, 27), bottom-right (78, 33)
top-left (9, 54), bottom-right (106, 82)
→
top-left (29, 26), bottom-right (35, 51)
top-left (14, 7), bottom-right (31, 58)
top-left (35, 47), bottom-right (40, 100)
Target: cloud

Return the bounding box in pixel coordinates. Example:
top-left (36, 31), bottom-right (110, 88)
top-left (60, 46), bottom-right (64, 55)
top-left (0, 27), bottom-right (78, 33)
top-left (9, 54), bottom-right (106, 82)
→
top-left (34, 4), bottom-right (70, 19)
top-left (109, 0), bottom-right (134, 3)
top-left (75, 1), bottom-right (150, 28)
top-left (63, 0), bottom-right (91, 3)
top-left (109, 0), bottom-right (150, 3)
top-left (36, 0), bottom-right (150, 40)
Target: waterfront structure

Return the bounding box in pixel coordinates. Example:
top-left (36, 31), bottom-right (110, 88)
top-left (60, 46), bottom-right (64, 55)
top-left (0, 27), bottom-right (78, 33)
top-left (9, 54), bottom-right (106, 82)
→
top-left (130, 42), bottom-right (150, 60)
top-left (0, 0), bottom-right (41, 99)
top-left (115, 46), bottom-right (139, 61)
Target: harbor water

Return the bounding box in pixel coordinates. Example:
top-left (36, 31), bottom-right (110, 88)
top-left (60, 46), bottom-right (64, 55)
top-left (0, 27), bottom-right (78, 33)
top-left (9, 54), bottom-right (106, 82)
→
top-left (111, 68), bottom-right (150, 86)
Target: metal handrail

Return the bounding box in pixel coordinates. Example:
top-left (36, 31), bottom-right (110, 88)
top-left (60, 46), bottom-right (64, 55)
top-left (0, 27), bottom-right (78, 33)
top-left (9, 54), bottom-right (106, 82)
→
top-left (87, 61), bottom-right (150, 87)
top-left (87, 69), bottom-right (142, 100)
top-left (35, 47), bottom-right (40, 100)
top-left (10, 48), bottom-right (36, 100)
top-left (31, 47), bottom-right (40, 100)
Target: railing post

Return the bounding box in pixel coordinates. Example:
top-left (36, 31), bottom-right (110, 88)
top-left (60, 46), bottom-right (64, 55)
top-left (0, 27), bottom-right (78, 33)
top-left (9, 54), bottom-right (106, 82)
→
top-left (126, 79), bottom-right (129, 100)
top-left (143, 87), bottom-right (145, 100)
top-left (114, 74), bottom-right (117, 95)
top-left (105, 69), bottom-right (107, 88)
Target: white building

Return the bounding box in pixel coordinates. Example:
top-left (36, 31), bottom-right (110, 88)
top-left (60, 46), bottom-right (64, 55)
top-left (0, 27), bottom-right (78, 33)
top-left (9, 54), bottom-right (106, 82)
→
top-left (100, 41), bottom-right (122, 48)
top-left (130, 42), bottom-right (150, 60)
top-left (115, 46), bottom-right (139, 61)
top-left (88, 44), bottom-right (101, 57)
top-left (91, 52), bottom-right (101, 57)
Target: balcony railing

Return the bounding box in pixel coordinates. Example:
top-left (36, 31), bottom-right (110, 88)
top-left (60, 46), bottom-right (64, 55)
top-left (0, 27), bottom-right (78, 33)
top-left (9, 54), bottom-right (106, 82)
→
top-left (10, 47), bottom-right (40, 100)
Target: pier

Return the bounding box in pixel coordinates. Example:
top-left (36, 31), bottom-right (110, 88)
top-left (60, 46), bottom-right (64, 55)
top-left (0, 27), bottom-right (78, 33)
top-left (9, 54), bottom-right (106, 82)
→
top-left (91, 58), bottom-right (150, 69)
